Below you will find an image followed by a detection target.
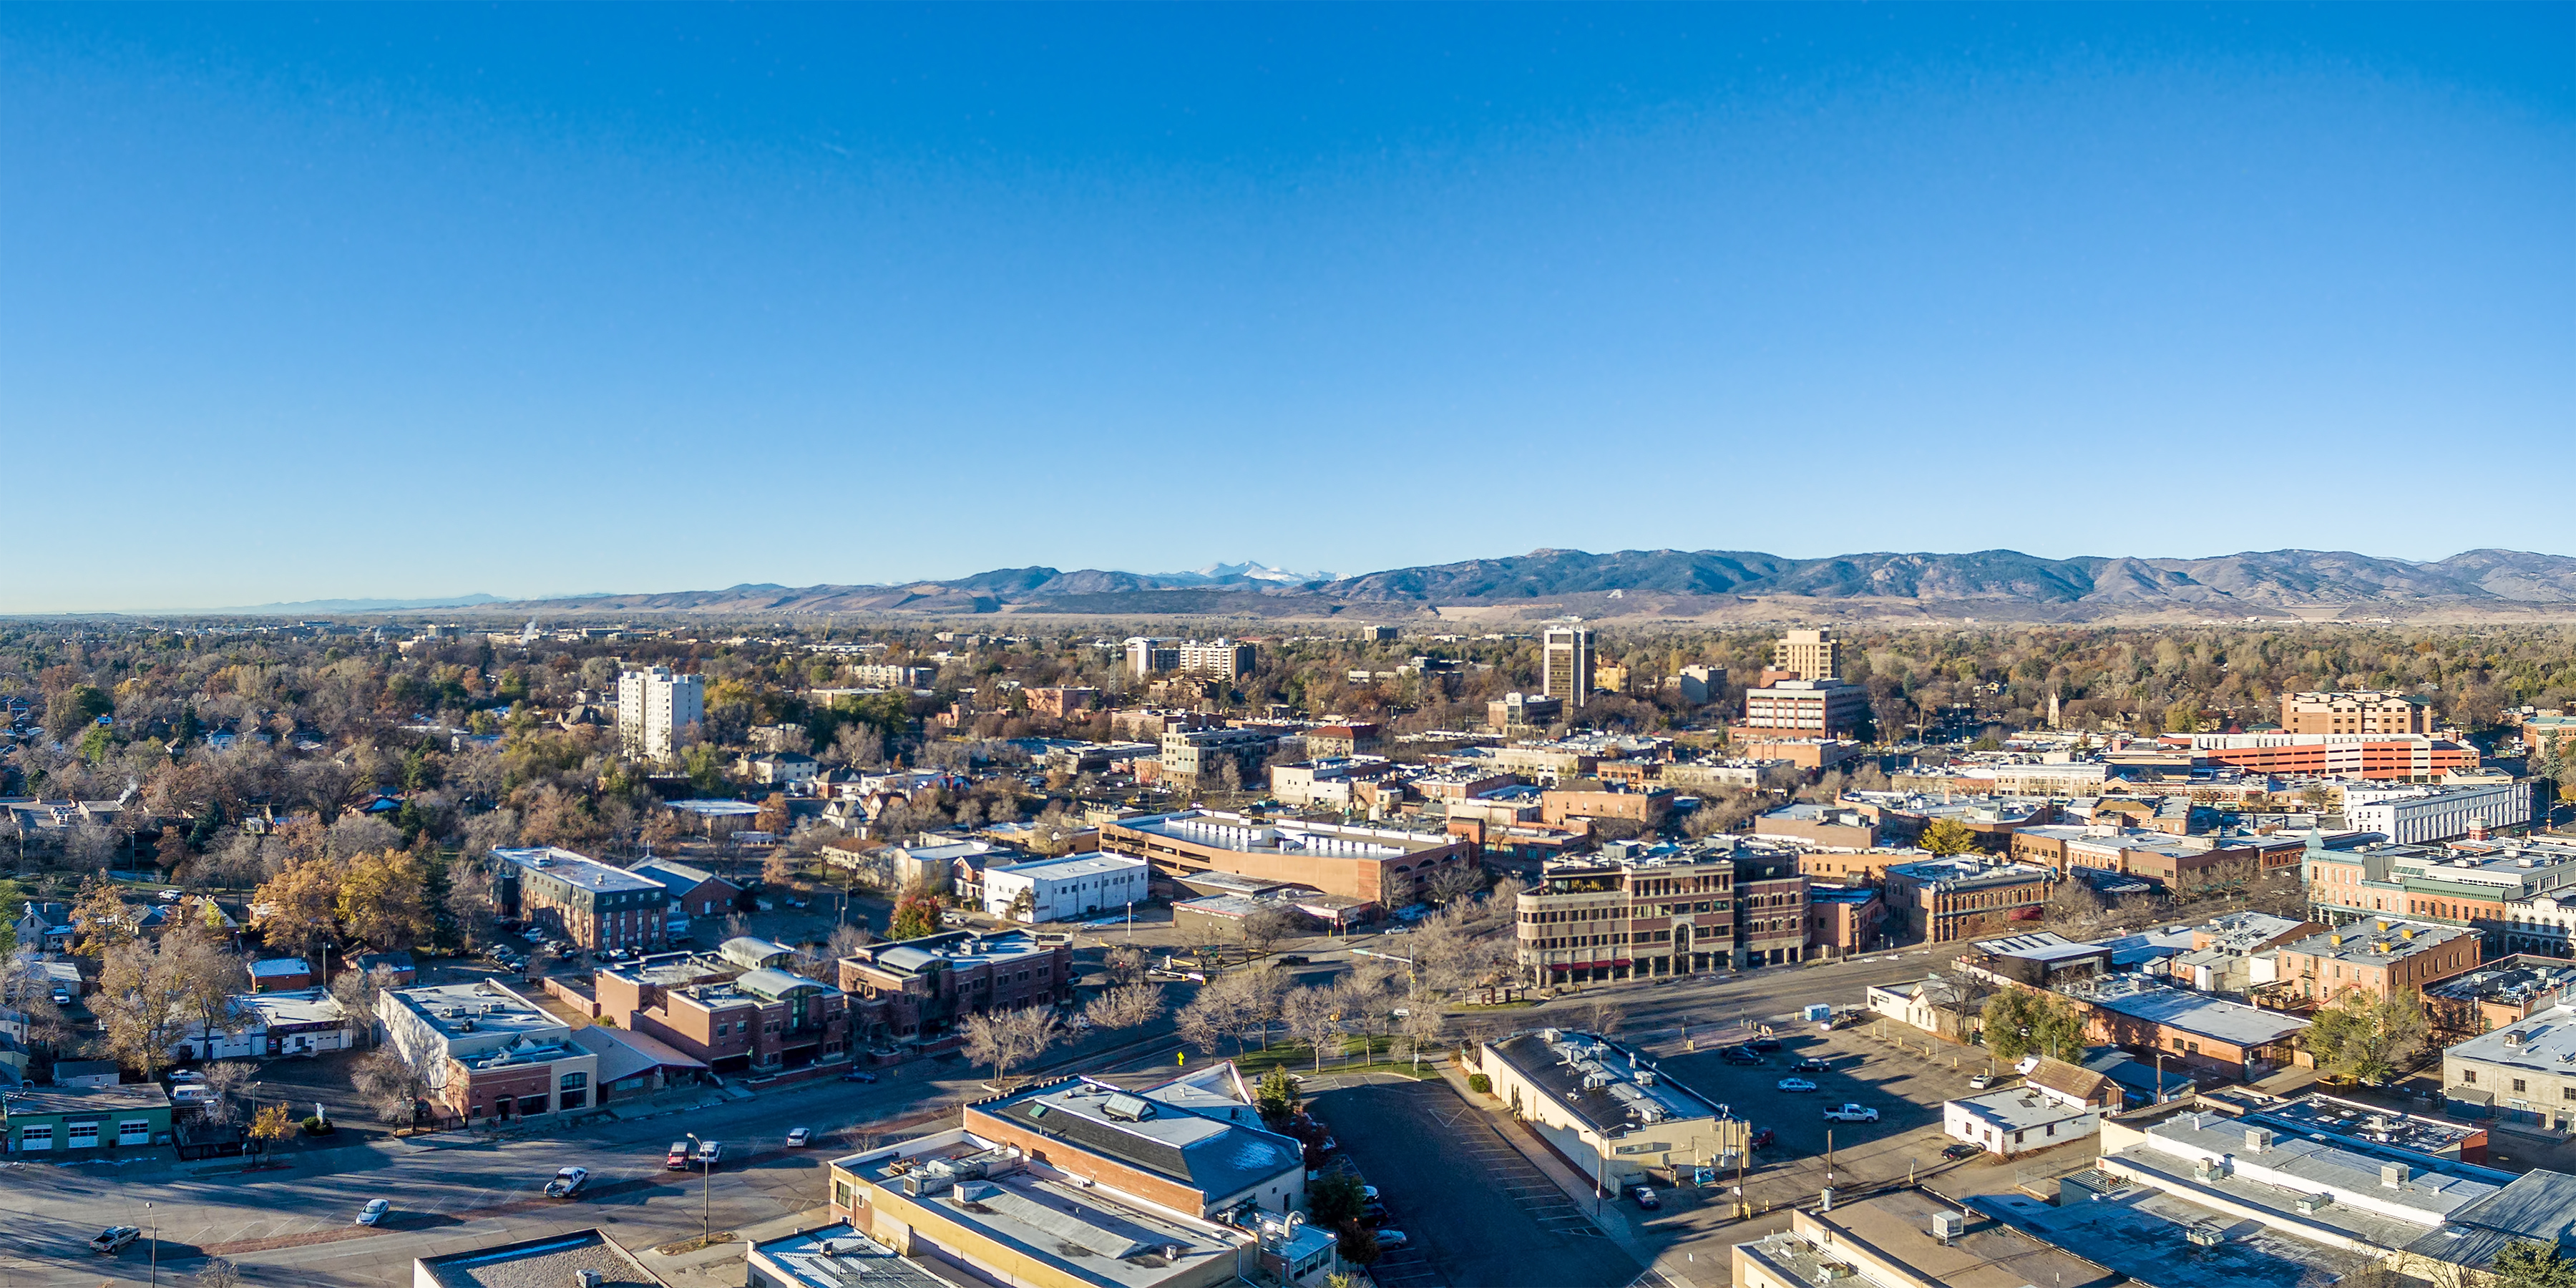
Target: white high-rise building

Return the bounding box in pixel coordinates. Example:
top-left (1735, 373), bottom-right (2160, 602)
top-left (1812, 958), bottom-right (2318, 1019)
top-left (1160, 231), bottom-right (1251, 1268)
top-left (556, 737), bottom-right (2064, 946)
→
top-left (617, 666), bottom-right (704, 761)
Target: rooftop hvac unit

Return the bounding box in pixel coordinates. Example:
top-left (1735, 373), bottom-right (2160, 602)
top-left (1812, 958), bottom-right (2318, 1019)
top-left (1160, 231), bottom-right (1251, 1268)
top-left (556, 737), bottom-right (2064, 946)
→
top-left (572, 1272), bottom-right (602, 1288)
top-left (1929, 1211), bottom-right (1964, 1242)
top-left (1813, 1263), bottom-right (1856, 1283)
top-left (2294, 1193), bottom-right (2334, 1215)
top-left (2185, 1224), bottom-right (2225, 1248)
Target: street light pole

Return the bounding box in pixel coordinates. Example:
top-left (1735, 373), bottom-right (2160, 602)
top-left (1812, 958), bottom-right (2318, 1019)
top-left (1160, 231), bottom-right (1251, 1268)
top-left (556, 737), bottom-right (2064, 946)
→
top-left (686, 1131), bottom-right (711, 1246)
top-left (146, 1201), bottom-right (157, 1288)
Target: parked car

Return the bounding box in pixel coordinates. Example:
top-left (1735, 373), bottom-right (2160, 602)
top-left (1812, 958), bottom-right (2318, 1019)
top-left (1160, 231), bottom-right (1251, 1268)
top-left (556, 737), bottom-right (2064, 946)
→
top-left (1719, 1048), bottom-right (1763, 1065)
top-left (696, 1140), bottom-right (724, 1169)
top-left (356, 1199), bottom-right (391, 1226)
top-left (786, 1127), bottom-right (812, 1148)
top-left (1747, 1038), bottom-right (1783, 1053)
top-left (1629, 1184), bottom-right (1662, 1211)
top-left (1792, 1058), bottom-right (1830, 1073)
top-left (841, 1070), bottom-right (879, 1083)
top-left (167, 1069), bottom-right (205, 1085)
top-left (1275, 955), bottom-right (1309, 966)
top-left (1775, 1077), bottom-right (1818, 1093)
top-left (1967, 1073), bottom-right (1996, 1089)
top-left (1374, 1230), bottom-right (1410, 1250)
top-left (1823, 1103), bottom-right (1880, 1123)
top-left (50, 985), bottom-right (72, 1007)
top-left (1749, 1127), bottom-right (1777, 1150)
top-left (1942, 1143), bottom-right (1983, 1161)
top-left (667, 1142), bottom-right (692, 1169)
top-left (158, 889), bottom-right (182, 902)
top-left (1359, 1202), bottom-right (1389, 1227)
top-left (545, 1166), bottom-right (590, 1198)
top-left (89, 1226), bottom-right (142, 1254)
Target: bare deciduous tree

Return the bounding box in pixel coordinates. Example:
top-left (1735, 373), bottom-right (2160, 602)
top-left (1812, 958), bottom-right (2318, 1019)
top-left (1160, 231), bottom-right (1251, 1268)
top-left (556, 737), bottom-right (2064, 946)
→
top-left (1083, 983), bottom-right (1166, 1033)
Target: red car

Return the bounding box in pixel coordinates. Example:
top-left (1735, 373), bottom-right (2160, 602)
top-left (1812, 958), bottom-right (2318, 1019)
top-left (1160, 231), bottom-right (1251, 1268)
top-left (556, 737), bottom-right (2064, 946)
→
top-left (1749, 1128), bottom-right (1777, 1150)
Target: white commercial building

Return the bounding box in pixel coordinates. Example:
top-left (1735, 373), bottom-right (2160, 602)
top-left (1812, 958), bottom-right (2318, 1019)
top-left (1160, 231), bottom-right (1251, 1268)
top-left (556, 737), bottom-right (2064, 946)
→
top-left (617, 665), bottom-right (704, 761)
top-left (170, 988), bottom-right (357, 1062)
top-left (981, 853), bottom-right (1151, 924)
top-left (2341, 781), bottom-right (2534, 845)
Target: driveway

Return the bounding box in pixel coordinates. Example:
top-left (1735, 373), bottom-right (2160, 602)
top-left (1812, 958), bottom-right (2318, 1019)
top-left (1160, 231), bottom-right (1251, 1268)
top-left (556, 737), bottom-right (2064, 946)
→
top-left (1309, 1079), bottom-right (1643, 1288)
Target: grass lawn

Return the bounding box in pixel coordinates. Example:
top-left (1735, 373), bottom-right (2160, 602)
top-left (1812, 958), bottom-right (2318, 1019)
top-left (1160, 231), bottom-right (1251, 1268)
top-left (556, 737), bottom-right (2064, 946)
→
top-left (1224, 1035), bottom-right (1443, 1080)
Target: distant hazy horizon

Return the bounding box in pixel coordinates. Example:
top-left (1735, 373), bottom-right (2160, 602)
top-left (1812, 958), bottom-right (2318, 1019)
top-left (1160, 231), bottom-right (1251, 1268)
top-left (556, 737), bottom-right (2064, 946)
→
top-left (6, 5), bottom-right (2569, 613)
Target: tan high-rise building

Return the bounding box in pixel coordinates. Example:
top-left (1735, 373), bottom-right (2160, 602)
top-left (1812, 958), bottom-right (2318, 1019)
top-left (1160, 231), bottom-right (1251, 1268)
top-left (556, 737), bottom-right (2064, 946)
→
top-left (2282, 691), bottom-right (2432, 736)
top-left (1772, 628), bottom-right (1843, 681)
top-left (1542, 627), bottom-right (1596, 708)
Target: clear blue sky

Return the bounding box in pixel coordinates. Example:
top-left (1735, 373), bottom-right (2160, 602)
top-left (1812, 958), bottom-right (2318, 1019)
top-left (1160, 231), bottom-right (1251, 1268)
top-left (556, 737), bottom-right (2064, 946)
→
top-left (5, 4), bottom-right (2570, 611)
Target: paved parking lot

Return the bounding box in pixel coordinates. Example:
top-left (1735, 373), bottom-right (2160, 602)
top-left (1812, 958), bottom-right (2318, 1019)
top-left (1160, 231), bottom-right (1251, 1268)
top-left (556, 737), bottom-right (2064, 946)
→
top-left (1652, 1022), bottom-right (2065, 1214)
top-left (1311, 1080), bottom-right (1642, 1288)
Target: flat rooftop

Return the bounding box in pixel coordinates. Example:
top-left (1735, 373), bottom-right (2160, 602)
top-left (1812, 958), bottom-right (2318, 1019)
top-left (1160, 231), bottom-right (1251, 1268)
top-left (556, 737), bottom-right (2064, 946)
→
top-left (2059, 976), bottom-right (2309, 1048)
top-left (1114, 810), bottom-right (1454, 858)
top-left (493, 846), bottom-right (665, 894)
top-left (2429, 958), bottom-right (2576, 1007)
top-left (1949, 1087), bottom-right (2097, 1134)
top-left (986, 853), bottom-right (1147, 879)
top-left (389, 980), bottom-right (562, 1043)
top-left (748, 1224), bottom-right (951, 1288)
top-left (1883, 857), bottom-right (2056, 888)
top-left (2278, 919), bottom-right (2474, 968)
top-left (976, 1073), bottom-right (1302, 1200)
top-left (414, 1228), bottom-right (663, 1288)
top-left (2228, 1091), bottom-right (2489, 1161)
top-left (1488, 1030), bottom-right (1722, 1136)
top-left (2446, 1002), bottom-right (2576, 1070)
top-left (853, 930), bottom-right (1067, 978)
top-left (1974, 1181), bottom-right (2355, 1288)
top-left (843, 1133), bottom-right (1241, 1288)
top-left (1735, 1190), bottom-right (2110, 1288)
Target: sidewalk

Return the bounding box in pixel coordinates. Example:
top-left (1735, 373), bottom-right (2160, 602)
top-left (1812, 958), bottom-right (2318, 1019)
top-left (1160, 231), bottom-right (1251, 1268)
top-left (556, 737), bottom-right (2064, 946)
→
top-left (1431, 1059), bottom-right (1707, 1288)
top-left (635, 1204), bottom-right (837, 1287)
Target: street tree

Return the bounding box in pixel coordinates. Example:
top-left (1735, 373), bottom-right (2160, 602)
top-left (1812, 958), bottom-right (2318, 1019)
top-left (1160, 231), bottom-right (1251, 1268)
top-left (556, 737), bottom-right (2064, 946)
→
top-left (337, 849), bottom-right (434, 949)
top-left (95, 940), bottom-right (191, 1079)
top-left (1084, 983), bottom-right (1165, 1033)
top-left (1979, 989), bottom-right (2087, 1063)
top-left (1284, 987), bottom-right (1342, 1071)
top-left (2306, 987), bottom-right (2432, 1085)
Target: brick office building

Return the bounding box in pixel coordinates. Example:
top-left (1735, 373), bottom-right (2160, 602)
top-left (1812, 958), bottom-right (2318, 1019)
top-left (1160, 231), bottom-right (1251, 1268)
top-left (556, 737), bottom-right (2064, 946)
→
top-left (1101, 809), bottom-right (1475, 907)
top-left (836, 930), bottom-right (1074, 1052)
top-left (1880, 857), bottom-right (2056, 944)
top-left (595, 950), bottom-right (849, 1075)
top-left (2281, 691), bottom-right (2434, 736)
top-left (493, 847), bottom-right (670, 953)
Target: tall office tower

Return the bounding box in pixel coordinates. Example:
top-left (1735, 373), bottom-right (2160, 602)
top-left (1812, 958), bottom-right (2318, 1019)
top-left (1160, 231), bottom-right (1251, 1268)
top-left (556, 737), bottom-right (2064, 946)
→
top-left (1772, 629), bottom-right (1843, 681)
top-left (617, 665), bottom-right (705, 761)
top-left (1542, 628), bottom-right (1596, 709)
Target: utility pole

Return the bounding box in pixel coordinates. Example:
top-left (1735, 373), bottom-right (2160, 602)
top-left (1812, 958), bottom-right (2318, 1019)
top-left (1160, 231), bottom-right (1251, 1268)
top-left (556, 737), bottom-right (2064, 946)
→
top-left (146, 1201), bottom-right (157, 1287)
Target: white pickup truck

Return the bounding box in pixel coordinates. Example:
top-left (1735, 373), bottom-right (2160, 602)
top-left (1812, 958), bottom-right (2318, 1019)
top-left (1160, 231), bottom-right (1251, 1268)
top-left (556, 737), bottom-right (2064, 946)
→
top-left (1822, 1103), bottom-right (1880, 1123)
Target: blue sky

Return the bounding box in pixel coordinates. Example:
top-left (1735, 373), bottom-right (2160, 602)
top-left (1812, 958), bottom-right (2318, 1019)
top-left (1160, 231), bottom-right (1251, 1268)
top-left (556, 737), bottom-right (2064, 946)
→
top-left (4, 4), bottom-right (2570, 611)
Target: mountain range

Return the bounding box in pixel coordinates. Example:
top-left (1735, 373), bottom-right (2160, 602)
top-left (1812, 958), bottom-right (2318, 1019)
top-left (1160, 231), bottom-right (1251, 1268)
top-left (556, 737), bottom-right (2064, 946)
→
top-left (459, 547), bottom-right (2576, 623)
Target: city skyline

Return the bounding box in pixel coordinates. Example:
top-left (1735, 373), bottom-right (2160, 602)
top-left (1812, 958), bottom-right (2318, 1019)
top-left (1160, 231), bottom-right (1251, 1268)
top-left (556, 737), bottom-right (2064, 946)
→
top-left (4, 4), bottom-right (2570, 613)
